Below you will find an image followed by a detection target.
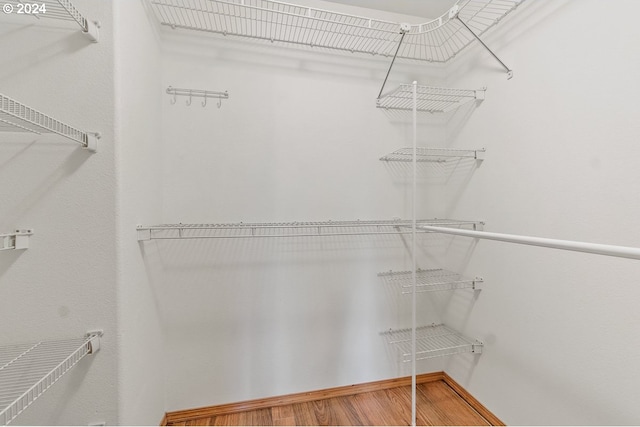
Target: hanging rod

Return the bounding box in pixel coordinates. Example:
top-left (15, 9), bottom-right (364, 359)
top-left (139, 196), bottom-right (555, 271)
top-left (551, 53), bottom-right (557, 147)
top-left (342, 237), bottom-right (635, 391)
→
top-left (419, 226), bottom-right (640, 260)
top-left (166, 86), bottom-right (229, 108)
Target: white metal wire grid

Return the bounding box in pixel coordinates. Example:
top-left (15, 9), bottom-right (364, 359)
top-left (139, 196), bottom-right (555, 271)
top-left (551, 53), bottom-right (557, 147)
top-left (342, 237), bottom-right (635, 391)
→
top-left (0, 93), bottom-right (91, 148)
top-left (3, 0), bottom-right (90, 30)
top-left (0, 335), bottom-right (97, 425)
top-left (378, 268), bottom-right (481, 293)
top-left (137, 218), bottom-right (484, 240)
top-left (148, 0), bottom-right (523, 62)
top-left (383, 324), bottom-right (482, 362)
top-left (380, 147), bottom-right (485, 163)
top-left (376, 85), bottom-right (482, 112)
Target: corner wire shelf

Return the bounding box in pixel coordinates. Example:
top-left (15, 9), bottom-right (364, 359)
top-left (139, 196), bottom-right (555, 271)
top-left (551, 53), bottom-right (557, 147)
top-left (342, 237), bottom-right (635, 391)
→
top-left (380, 147), bottom-right (485, 163)
top-left (0, 332), bottom-right (103, 426)
top-left (137, 218), bottom-right (484, 241)
top-left (0, 230), bottom-right (32, 251)
top-left (147, 0), bottom-right (523, 63)
top-left (376, 85), bottom-right (484, 113)
top-left (382, 324), bottom-right (482, 362)
top-left (379, 268), bottom-right (482, 294)
top-left (4, 0), bottom-right (99, 42)
top-left (0, 93), bottom-right (99, 152)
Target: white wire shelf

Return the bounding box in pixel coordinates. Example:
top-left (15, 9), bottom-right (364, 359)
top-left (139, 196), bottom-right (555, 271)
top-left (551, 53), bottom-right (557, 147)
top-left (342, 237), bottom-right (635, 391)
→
top-left (0, 93), bottom-right (98, 152)
top-left (148, 0), bottom-right (522, 62)
top-left (4, 0), bottom-right (99, 42)
top-left (0, 230), bottom-right (32, 252)
top-left (137, 218), bottom-right (484, 241)
top-left (380, 147), bottom-right (485, 163)
top-left (382, 324), bottom-right (482, 362)
top-left (0, 332), bottom-right (102, 426)
top-left (378, 268), bottom-right (482, 294)
top-left (376, 85), bottom-right (484, 113)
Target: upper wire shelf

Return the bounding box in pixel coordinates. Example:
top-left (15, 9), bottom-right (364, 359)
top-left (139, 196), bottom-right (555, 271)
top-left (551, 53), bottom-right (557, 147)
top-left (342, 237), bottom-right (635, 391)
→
top-left (0, 93), bottom-right (99, 152)
top-left (382, 324), bottom-right (482, 362)
top-left (148, 0), bottom-right (523, 62)
top-left (379, 268), bottom-right (482, 293)
top-left (376, 85), bottom-right (484, 113)
top-left (4, 0), bottom-right (99, 42)
top-left (380, 147), bottom-right (485, 163)
top-left (0, 332), bottom-right (102, 426)
top-left (0, 230), bottom-right (32, 252)
top-left (137, 218), bottom-right (484, 240)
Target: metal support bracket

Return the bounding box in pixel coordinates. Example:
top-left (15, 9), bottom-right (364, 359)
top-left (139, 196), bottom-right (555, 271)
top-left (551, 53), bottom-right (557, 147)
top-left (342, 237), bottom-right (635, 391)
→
top-left (137, 226), bottom-right (151, 242)
top-left (1, 229), bottom-right (33, 251)
top-left (472, 277), bottom-right (484, 290)
top-left (83, 20), bottom-right (100, 43)
top-left (472, 341), bottom-right (484, 354)
top-left (455, 16), bottom-right (513, 79)
top-left (377, 23), bottom-right (411, 99)
top-left (86, 330), bottom-right (103, 354)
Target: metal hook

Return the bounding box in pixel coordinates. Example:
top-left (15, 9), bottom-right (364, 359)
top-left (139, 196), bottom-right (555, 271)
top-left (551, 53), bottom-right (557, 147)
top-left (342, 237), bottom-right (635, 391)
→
top-left (202, 93), bottom-right (207, 107)
top-left (186, 90), bottom-right (192, 106)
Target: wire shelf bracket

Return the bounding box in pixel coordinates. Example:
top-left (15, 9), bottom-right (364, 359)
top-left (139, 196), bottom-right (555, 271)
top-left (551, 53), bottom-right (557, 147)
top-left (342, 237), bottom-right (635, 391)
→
top-left (0, 331), bottom-right (103, 426)
top-left (137, 218), bottom-right (484, 241)
top-left (4, 0), bottom-right (100, 42)
top-left (376, 85), bottom-right (485, 113)
top-left (382, 324), bottom-right (483, 362)
top-left (0, 93), bottom-right (99, 152)
top-left (148, 0), bottom-right (523, 64)
top-left (0, 230), bottom-right (33, 252)
top-left (379, 268), bottom-right (482, 293)
top-left (166, 86), bottom-right (229, 108)
top-left (380, 147), bottom-right (485, 163)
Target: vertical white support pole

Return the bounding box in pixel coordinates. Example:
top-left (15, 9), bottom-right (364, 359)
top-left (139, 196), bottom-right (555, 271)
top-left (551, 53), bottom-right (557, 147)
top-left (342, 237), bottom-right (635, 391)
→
top-left (411, 81), bottom-right (417, 427)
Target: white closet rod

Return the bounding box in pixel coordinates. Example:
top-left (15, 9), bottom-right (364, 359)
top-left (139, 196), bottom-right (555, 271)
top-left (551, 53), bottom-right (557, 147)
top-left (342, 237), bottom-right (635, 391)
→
top-left (419, 226), bottom-right (640, 260)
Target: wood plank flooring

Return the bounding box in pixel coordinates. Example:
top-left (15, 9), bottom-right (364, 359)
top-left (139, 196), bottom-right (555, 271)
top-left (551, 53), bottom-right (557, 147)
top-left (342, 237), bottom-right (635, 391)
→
top-left (167, 380), bottom-right (492, 426)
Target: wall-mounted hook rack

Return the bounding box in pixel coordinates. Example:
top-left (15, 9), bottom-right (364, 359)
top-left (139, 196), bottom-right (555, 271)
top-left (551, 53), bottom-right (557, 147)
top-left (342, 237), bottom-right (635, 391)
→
top-left (166, 87), bottom-right (229, 109)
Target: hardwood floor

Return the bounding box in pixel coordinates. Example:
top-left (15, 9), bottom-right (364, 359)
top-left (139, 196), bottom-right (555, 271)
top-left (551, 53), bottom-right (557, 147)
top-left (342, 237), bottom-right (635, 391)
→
top-left (167, 380), bottom-right (492, 426)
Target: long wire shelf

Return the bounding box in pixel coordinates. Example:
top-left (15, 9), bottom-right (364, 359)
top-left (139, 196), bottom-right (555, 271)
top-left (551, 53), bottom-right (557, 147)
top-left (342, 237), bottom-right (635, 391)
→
top-left (0, 93), bottom-right (98, 152)
top-left (4, 0), bottom-right (99, 42)
top-left (379, 268), bottom-right (482, 294)
top-left (382, 324), bottom-right (482, 362)
top-left (0, 332), bottom-right (102, 426)
top-left (376, 85), bottom-right (484, 113)
top-left (380, 147), bottom-right (485, 163)
top-left (0, 230), bottom-right (32, 252)
top-left (148, 0), bottom-right (523, 62)
top-left (137, 218), bottom-right (484, 241)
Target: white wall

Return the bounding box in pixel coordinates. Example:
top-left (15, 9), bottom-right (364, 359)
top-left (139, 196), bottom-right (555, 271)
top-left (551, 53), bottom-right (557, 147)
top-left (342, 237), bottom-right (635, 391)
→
top-left (113, 0), bottom-right (165, 425)
top-left (147, 8), bottom-right (460, 409)
top-left (0, 1), bottom-right (118, 424)
top-left (442, 0), bottom-right (640, 424)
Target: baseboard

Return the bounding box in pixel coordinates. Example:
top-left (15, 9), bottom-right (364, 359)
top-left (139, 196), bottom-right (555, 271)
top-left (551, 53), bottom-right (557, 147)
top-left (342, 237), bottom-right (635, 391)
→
top-left (442, 373), bottom-right (505, 426)
top-left (163, 372), bottom-right (444, 424)
top-left (162, 371), bottom-right (504, 425)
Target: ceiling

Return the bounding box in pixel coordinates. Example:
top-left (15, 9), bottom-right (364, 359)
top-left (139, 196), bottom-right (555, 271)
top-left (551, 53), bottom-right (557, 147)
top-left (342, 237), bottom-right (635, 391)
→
top-left (322, 0), bottom-right (458, 20)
